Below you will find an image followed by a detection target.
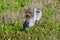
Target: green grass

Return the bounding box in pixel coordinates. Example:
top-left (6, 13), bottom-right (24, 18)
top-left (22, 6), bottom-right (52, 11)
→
top-left (0, 20), bottom-right (60, 40)
top-left (0, 0), bottom-right (30, 16)
top-left (0, 0), bottom-right (60, 40)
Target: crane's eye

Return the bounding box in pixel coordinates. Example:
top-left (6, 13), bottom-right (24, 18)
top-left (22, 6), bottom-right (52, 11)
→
top-left (36, 10), bottom-right (40, 13)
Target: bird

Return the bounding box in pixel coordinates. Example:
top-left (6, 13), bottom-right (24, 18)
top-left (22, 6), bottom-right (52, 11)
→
top-left (23, 8), bottom-right (42, 30)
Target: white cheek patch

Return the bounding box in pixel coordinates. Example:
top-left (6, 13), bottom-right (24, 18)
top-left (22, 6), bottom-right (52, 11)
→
top-left (36, 11), bottom-right (42, 21)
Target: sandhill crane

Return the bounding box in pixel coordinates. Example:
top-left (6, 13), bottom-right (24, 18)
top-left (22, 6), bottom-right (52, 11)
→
top-left (23, 8), bottom-right (42, 30)
top-left (23, 8), bottom-right (42, 40)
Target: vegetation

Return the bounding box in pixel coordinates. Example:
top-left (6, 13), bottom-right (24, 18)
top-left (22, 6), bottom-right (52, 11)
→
top-left (0, 0), bottom-right (60, 40)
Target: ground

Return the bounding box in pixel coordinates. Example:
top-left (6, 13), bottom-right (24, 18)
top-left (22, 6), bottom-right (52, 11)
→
top-left (0, 0), bottom-right (60, 40)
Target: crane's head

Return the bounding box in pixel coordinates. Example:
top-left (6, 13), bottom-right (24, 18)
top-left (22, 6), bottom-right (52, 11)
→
top-left (35, 8), bottom-right (41, 14)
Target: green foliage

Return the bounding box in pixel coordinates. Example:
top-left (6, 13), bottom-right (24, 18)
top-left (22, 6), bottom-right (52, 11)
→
top-left (0, 0), bottom-right (30, 16)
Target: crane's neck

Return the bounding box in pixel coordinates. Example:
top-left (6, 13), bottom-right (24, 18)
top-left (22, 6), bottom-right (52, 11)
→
top-left (34, 8), bottom-right (37, 21)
